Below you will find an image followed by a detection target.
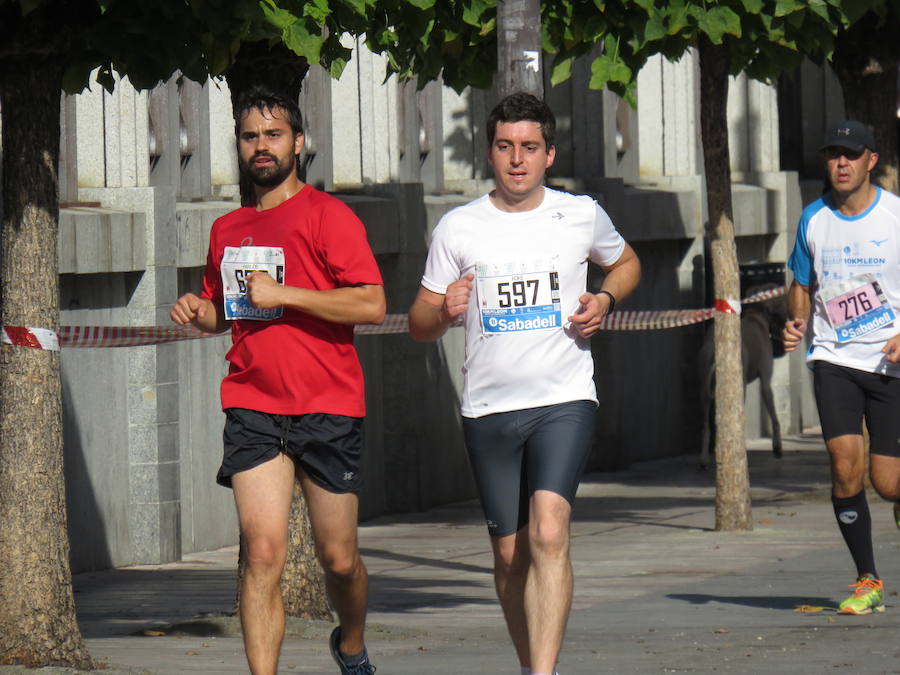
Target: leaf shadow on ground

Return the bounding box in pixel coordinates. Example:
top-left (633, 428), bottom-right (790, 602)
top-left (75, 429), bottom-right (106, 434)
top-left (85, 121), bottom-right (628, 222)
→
top-left (668, 593), bottom-right (838, 612)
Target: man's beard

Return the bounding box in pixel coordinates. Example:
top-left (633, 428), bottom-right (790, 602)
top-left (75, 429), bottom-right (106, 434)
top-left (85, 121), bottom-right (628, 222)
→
top-left (240, 152), bottom-right (297, 187)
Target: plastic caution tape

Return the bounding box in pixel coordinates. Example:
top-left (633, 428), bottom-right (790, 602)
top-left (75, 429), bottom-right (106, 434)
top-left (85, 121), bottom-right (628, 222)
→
top-left (1, 286), bottom-right (784, 350)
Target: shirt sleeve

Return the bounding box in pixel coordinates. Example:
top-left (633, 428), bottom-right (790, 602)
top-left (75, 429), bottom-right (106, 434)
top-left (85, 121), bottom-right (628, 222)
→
top-left (317, 200), bottom-right (384, 288)
top-left (589, 203), bottom-right (626, 267)
top-left (421, 218), bottom-right (461, 295)
top-left (787, 212), bottom-right (814, 286)
top-left (200, 229), bottom-right (223, 305)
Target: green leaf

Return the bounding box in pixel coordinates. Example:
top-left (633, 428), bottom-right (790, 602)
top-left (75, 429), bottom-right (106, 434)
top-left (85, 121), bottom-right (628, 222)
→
top-left (740, 0), bottom-right (764, 13)
top-left (61, 60), bottom-right (99, 94)
top-left (406, 0), bottom-right (436, 8)
top-left (697, 6), bottom-right (741, 43)
top-left (550, 54), bottom-right (575, 86)
top-left (95, 64), bottom-right (116, 93)
top-left (282, 22), bottom-right (322, 63)
top-left (258, 0), bottom-right (296, 31)
top-left (462, 0), bottom-right (490, 27)
top-left (806, 0), bottom-right (830, 22)
top-left (589, 53), bottom-right (632, 89)
top-left (644, 14), bottom-right (667, 42)
top-left (329, 56), bottom-right (349, 79)
top-left (774, 0), bottom-right (805, 17)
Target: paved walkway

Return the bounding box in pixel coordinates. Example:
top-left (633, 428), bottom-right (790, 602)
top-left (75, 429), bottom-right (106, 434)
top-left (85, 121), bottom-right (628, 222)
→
top-left (4, 433), bottom-right (900, 674)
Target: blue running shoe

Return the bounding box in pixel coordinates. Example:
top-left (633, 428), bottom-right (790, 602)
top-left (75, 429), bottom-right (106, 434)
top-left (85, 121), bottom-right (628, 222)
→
top-left (329, 626), bottom-right (376, 674)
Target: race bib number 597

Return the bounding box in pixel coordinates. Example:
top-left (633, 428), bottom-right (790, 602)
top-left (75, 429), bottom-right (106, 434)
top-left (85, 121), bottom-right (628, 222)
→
top-left (476, 258), bottom-right (562, 334)
top-left (221, 246), bottom-right (285, 321)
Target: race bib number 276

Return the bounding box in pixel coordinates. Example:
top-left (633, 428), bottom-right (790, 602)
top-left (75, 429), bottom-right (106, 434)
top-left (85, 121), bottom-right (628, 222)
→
top-left (822, 274), bottom-right (895, 343)
top-left (476, 258), bottom-right (562, 334)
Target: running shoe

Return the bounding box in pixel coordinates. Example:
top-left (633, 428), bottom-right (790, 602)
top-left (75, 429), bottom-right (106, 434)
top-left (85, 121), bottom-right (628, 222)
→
top-left (837, 574), bottom-right (885, 615)
top-left (329, 626), bottom-right (376, 674)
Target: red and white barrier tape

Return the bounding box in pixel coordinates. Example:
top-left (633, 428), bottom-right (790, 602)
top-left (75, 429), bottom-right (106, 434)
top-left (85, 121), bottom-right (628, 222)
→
top-left (1, 287), bottom-right (783, 350)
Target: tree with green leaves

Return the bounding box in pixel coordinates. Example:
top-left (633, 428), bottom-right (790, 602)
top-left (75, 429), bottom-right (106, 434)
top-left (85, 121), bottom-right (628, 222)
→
top-left (0, 0), bottom-right (375, 666)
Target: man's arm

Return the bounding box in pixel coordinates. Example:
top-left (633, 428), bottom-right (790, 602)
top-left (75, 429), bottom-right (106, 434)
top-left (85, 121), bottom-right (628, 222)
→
top-left (245, 272), bottom-right (386, 325)
top-left (408, 274), bottom-right (474, 342)
top-left (782, 280), bottom-right (812, 353)
top-left (170, 293), bottom-right (228, 333)
top-left (569, 243), bottom-right (641, 338)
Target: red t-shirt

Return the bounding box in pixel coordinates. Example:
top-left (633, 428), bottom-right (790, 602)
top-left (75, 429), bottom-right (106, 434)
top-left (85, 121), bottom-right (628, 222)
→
top-left (201, 185), bottom-right (383, 416)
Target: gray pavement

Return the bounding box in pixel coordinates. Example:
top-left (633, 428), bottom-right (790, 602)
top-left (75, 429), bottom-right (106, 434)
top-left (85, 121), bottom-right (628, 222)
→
top-left (5, 433), bottom-right (900, 674)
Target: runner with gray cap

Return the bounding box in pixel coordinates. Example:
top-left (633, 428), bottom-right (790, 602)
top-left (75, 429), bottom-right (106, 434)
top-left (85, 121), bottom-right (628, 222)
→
top-left (783, 119), bottom-right (900, 615)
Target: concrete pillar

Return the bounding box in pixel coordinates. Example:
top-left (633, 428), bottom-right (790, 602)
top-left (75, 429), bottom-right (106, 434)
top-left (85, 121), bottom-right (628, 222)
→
top-left (418, 80), bottom-right (444, 193)
top-left (178, 79), bottom-right (212, 201)
top-left (637, 52), bottom-right (702, 178)
top-left (331, 35), bottom-right (363, 187)
top-left (727, 73), bottom-right (780, 174)
top-left (59, 94), bottom-right (78, 203)
top-left (441, 87), bottom-right (475, 183)
top-left (358, 45), bottom-right (399, 185)
top-left (149, 79), bottom-right (181, 191)
top-left (395, 79), bottom-right (420, 183)
top-left (77, 74), bottom-right (182, 564)
top-left (300, 65), bottom-right (335, 191)
top-left (75, 76), bottom-right (106, 188)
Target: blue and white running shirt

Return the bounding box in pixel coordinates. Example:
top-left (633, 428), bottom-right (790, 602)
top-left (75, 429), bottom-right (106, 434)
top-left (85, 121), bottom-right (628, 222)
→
top-left (788, 186), bottom-right (900, 377)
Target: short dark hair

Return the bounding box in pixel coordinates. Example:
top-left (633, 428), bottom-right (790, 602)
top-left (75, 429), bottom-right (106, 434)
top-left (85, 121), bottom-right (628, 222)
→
top-left (487, 92), bottom-right (556, 150)
top-left (233, 85), bottom-right (304, 137)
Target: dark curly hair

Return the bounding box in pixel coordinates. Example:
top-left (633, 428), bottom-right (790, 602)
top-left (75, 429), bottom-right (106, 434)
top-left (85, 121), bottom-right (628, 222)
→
top-left (233, 85), bottom-right (304, 137)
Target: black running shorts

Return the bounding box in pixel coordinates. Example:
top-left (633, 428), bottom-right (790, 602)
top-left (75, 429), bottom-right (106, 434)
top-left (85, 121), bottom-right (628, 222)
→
top-left (813, 360), bottom-right (900, 458)
top-left (462, 400), bottom-right (597, 537)
top-left (218, 408), bottom-right (364, 493)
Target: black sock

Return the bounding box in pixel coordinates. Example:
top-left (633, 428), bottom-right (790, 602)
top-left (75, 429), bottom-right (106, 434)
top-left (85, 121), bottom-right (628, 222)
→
top-left (832, 490), bottom-right (877, 579)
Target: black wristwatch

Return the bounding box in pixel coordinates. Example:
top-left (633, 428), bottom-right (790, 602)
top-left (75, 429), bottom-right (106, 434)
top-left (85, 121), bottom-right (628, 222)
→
top-left (597, 290), bottom-right (616, 314)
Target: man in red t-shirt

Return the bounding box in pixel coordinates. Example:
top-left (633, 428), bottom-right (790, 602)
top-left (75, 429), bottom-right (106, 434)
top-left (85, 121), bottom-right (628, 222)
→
top-left (171, 86), bottom-right (385, 675)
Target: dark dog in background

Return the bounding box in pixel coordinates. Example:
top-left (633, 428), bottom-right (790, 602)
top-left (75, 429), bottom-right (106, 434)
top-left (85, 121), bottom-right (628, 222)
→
top-left (698, 284), bottom-right (789, 469)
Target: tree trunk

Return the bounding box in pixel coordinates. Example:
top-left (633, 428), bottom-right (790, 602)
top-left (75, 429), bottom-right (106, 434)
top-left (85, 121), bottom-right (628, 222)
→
top-left (0, 56), bottom-right (94, 667)
top-left (831, 11), bottom-right (900, 195)
top-left (225, 44), bottom-right (330, 619)
top-left (496, 0), bottom-right (543, 99)
top-left (698, 37), bottom-right (753, 532)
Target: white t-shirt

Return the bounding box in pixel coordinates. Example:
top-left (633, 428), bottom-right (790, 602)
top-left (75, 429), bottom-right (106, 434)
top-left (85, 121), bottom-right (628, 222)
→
top-left (787, 186), bottom-right (900, 377)
top-left (422, 188), bottom-right (626, 417)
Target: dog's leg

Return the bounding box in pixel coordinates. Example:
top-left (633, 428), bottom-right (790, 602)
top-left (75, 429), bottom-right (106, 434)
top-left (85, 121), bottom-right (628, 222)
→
top-left (759, 372), bottom-right (782, 458)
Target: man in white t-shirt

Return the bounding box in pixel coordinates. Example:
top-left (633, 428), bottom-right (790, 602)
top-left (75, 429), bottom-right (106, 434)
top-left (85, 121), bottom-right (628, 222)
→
top-left (784, 119), bottom-right (900, 616)
top-left (408, 93), bottom-right (640, 675)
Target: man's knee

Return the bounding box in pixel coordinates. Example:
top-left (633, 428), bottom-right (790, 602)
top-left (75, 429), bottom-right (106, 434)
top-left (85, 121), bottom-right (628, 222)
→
top-left (243, 534), bottom-right (288, 575)
top-left (529, 515), bottom-right (569, 558)
top-left (870, 460), bottom-right (900, 501)
top-left (493, 542), bottom-right (529, 578)
top-left (317, 540), bottom-right (361, 580)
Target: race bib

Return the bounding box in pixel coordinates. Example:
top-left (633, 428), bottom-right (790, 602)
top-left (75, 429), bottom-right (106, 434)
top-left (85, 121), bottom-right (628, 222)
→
top-left (821, 274), bottom-right (895, 343)
top-left (221, 246), bottom-right (285, 321)
top-left (476, 258), bottom-right (562, 334)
